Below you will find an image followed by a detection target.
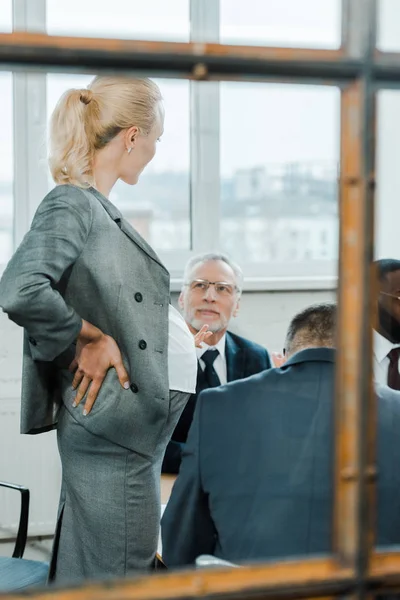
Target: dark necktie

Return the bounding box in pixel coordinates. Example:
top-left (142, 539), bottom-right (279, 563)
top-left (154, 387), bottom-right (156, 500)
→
top-left (388, 347), bottom-right (400, 391)
top-left (202, 349), bottom-right (221, 388)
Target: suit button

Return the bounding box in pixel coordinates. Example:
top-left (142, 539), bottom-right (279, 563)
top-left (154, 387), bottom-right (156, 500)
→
top-left (134, 292), bottom-right (143, 303)
top-left (28, 337), bottom-right (37, 346)
top-left (130, 383), bottom-right (139, 393)
top-left (139, 340), bottom-right (147, 350)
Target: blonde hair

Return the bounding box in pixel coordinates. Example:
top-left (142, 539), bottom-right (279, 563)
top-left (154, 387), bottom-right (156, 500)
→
top-left (48, 76), bottom-right (162, 188)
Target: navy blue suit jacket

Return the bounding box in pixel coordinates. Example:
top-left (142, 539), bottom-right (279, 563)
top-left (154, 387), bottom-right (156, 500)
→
top-left (161, 348), bottom-right (400, 567)
top-left (162, 331), bottom-right (271, 474)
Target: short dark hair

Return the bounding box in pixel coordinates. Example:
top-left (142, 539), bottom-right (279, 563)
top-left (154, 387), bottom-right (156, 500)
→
top-left (374, 259), bottom-right (400, 282)
top-left (285, 303), bottom-right (337, 356)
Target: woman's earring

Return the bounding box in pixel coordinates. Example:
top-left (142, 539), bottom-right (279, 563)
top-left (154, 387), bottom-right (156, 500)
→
top-left (127, 147), bottom-right (132, 154)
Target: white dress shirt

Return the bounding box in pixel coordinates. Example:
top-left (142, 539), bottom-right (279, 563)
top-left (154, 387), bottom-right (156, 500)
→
top-left (168, 305), bottom-right (198, 393)
top-left (373, 329), bottom-right (400, 386)
top-left (196, 334), bottom-right (227, 385)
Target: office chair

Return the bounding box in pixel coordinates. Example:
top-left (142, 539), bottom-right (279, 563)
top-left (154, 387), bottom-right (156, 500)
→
top-left (0, 481), bottom-right (49, 591)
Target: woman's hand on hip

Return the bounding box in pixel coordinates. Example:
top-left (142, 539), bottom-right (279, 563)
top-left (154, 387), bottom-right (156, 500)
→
top-left (69, 320), bottom-right (130, 415)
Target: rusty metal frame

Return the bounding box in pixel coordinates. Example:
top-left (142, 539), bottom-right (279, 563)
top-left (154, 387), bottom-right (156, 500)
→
top-left (1, 0), bottom-right (400, 598)
top-left (1, 33), bottom-right (400, 84)
top-left (0, 34), bottom-right (360, 82)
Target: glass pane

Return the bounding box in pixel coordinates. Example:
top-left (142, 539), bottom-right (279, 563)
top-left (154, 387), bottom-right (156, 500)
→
top-left (46, 0), bottom-right (189, 41)
top-left (220, 83), bottom-right (339, 277)
top-left (377, 0), bottom-right (400, 51)
top-left (0, 0), bottom-right (12, 32)
top-left (376, 91), bottom-right (400, 260)
top-left (47, 75), bottom-right (191, 251)
top-left (220, 0), bottom-right (341, 49)
top-left (0, 72), bottom-right (13, 265)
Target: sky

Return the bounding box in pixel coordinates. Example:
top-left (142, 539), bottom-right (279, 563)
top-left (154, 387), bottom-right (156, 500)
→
top-left (0, 0), bottom-right (398, 183)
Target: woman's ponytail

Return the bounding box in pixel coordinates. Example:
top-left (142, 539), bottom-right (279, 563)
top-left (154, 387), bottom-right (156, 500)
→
top-left (48, 88), bottom-right (99, 187)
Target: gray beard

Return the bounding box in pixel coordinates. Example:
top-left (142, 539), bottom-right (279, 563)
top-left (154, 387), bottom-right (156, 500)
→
top-left (190, 317), bottom-right (224, 334)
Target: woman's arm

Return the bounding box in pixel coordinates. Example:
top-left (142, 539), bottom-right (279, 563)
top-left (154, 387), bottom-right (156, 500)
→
top-left (0, 187), bottom-right (92, 362)
top-left (0, 187), bottom-right (129, 413)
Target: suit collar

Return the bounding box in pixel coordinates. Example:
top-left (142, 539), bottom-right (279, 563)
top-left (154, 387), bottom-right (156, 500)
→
top-left (197, 334), bottom-right (226, 362)
top-left (226, 331), bottom-right (245, 381)
top-left (373, 329), bottom-right (400, 364)
top-left (284, 347), bottom-right (335, 368)
top-left (87, 187), bottom-right (167, 271)
top-left (88, 186), bottom-right (122, 220)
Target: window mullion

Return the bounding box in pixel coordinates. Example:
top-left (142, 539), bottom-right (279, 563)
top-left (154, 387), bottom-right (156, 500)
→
top-left (12, 0), bottom-right (47, 249)
top-left (189, 0), bottom-right (220, 254)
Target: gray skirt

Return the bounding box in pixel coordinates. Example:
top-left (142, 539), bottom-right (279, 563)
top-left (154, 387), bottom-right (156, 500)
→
top-left (50, 390), bottom-right (189, 585)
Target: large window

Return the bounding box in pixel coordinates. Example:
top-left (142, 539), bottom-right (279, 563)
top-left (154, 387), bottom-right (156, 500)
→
top-left (220, 84), bottom-right (339, 277)
top-left (1, 0), bottom-right (350, 286)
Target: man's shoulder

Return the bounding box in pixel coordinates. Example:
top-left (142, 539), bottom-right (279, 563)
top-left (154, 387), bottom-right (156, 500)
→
top-left (375, 385), bottom-right (400, 438)
top-left (376, 383), bottom-right (400, 408)
top-left (227, 330), bottom-right (269, 356)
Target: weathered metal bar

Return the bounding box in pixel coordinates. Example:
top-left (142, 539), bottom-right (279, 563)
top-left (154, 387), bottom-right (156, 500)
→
top-left (334, 2), bottom-right (377, 599)
top-left (3, 34), bottom-right (400, 83)
top-left (364, 551), bottom-right (400, 598)
top-left (5, 558), bottom-right (400, 600)
top-left (334, 78), bottom-right (375, 568)
top-left (1, 33), bottom-right (400, 84)
top-left (0, 558), bottom-right (354, 600)
top-left (373, 50), bottom-right (400, 82)
top-left (370, 551), bottom-right (400, 578)
top-left (0, 32), bottom-right (359, 81)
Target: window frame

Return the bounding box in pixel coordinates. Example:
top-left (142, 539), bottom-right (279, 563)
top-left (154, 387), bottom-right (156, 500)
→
top-left (2, 0), bottom-right (400, 597)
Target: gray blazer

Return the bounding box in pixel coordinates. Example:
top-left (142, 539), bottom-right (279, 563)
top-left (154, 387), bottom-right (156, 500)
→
top-left (0, 185), bottom-right (170, 457)
top-left (162, 348), bottom-right (400, 566)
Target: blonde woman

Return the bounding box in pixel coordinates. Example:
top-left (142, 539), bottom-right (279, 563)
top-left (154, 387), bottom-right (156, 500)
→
top-left (0, 77), bottom-right (200, 584)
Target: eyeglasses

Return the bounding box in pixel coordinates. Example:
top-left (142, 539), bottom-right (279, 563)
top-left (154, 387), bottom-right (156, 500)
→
top-left (380, 291), bottom-right (400, 301)
top-left (185, 279), bottom-right (239, 297)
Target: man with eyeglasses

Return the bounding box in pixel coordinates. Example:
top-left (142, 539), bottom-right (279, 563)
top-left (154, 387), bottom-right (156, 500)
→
top-left (374, 259), bottom-right (400, 390)
top-left (162, 253), bottom-right (272, 474)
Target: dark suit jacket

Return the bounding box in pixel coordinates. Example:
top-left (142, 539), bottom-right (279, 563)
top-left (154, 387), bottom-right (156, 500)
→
top-left (162, 331), bottom-right (271, 474)
top-left (161, 348), bottom-right (400, 567)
